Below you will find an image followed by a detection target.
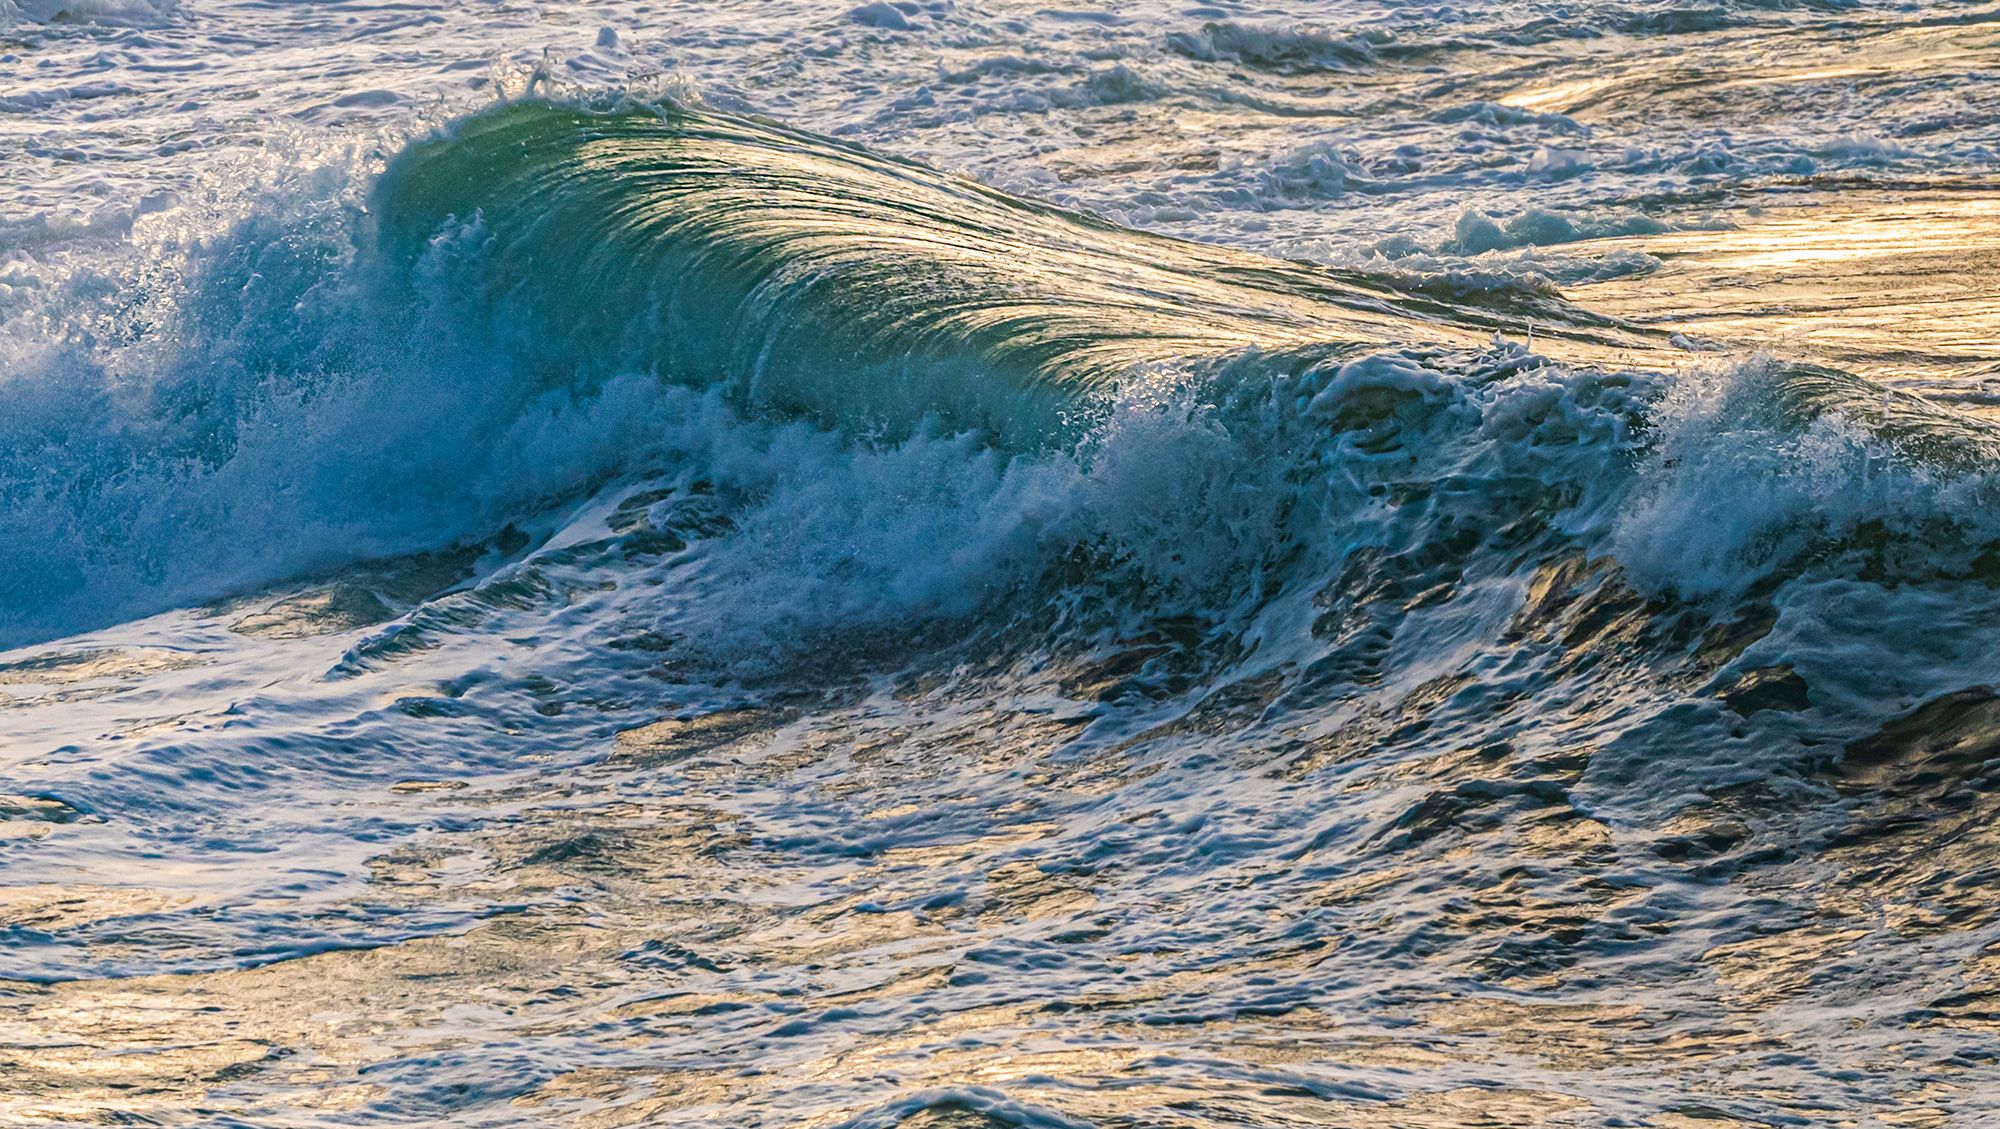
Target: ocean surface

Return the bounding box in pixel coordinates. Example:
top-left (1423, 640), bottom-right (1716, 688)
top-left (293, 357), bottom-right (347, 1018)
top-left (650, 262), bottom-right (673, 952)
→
top-left (3, 1), bottom-right (2000, 1124)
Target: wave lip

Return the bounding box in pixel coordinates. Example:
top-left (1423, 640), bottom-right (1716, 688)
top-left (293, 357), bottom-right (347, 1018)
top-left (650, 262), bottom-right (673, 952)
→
top-left (370, 99), bottom-right (1654, 447)
top-left (0, 95), bottom-right (1658, 653)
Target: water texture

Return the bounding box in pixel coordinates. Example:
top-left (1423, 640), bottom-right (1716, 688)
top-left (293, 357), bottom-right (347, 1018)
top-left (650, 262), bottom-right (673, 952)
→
top-left (3, 2), bottom-right (1999, 1125)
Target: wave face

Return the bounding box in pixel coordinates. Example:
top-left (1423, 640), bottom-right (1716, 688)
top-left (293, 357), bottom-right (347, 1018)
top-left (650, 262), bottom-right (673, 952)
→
top-left (0, 100), bottom-right (1660, 649)
top-left (8, 69), bottom-right (2000, 1129)
top-left (367, 102), bottom-right (1657, 443)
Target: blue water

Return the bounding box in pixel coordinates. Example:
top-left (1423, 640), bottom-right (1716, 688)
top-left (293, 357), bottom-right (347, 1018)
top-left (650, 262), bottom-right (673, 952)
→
top-left (3, 2), bottom-right (2000, 1125)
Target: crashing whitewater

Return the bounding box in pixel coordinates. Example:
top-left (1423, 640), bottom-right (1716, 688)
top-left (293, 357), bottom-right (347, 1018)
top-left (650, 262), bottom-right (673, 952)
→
top-left (6, 4), bottom-right (2000, 1124)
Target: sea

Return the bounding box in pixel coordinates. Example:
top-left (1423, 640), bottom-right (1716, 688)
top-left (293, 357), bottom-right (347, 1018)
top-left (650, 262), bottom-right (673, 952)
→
top-left (3, 1), bottom-right (1999, 1124)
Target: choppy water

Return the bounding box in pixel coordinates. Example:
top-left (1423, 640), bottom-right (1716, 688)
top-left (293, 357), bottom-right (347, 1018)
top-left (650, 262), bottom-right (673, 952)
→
top-left (4, 2), bottom-right (2000, 1125)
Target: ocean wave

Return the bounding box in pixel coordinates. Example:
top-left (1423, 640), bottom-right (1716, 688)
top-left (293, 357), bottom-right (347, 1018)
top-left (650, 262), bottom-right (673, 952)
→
top-left (1165, 21), bottom-right (1407, 73)
top-left (0, 97), bottom-right (1617, 648)
top-left (2, 97), bottom-right (1989, 679)
top-left (10, 7), bottom-right (2000, 1122)
top-left (364, 99), bottom-right (1639, 442)
top-left (1443, 207), bottom-right (1671, 255)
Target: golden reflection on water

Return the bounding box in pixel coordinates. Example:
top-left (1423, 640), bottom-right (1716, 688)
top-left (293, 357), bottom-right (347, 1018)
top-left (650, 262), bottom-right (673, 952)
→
top-left (1500, 11), bottom-right (1999, 119)
top-left (0, 669), bottom-right (1988, 1127)
top-left (8, 19), bottom-right (2000, 1128)
top-left (1575, 190), bottom-right (2000, 398)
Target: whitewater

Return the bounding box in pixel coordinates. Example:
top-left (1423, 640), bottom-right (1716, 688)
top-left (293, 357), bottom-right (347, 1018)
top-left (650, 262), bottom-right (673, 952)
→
top-left (3, 1), bottom-right (2000, 1125)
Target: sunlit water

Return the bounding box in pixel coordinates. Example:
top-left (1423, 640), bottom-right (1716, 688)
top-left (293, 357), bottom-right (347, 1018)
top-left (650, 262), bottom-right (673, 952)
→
top-left (4, 2), bottom-right (2000, 1125)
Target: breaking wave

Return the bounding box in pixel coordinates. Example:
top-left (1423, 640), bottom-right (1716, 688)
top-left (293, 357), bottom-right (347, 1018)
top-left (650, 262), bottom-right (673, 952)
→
top-left (5, 97), bottom-right (1998, 759)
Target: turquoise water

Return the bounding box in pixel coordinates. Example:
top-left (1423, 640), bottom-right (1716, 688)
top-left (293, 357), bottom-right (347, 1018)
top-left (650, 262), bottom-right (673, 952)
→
top-left (3, 3), bottom-right (2000, 1124)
